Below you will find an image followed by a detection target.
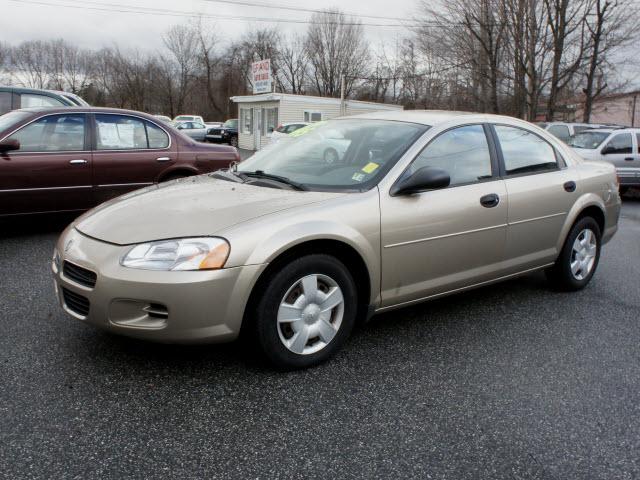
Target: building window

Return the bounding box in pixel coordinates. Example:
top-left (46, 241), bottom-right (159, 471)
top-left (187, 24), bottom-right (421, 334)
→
top-left (304, 111), bottom-right (322, 122)
top-left (262, 107), bottom-right (278, 135)
top-left (240, 108), bottom-right (253, 134)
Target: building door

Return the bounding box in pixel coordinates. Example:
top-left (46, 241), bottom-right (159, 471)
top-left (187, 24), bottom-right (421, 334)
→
top-left (254, 107), bottom-right (262, 150)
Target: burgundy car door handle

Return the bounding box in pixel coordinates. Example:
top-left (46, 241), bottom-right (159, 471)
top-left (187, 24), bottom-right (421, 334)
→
top-left (480, 193), bottom-right (500, 208)
top-left (69, 159), bottom-right (88, 165)
top-left (156, 157), bottom-right (172, 162)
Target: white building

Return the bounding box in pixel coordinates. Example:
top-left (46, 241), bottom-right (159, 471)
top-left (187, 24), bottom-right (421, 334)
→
top-left (230, 93), bottom-right (404, 151)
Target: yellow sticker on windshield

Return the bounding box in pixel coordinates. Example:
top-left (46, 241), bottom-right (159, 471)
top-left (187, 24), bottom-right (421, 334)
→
top-left (289, 121), bottom-right (326, 138)
top-left (362, 162), bottom-right (379, 174)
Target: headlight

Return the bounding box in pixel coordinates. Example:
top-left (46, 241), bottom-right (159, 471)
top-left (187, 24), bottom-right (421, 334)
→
top-left (121, 237), bottom-right (230, 271)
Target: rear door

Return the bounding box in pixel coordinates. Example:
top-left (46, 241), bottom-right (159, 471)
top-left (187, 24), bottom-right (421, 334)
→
top-left (91, 113), bottom-right (176, 204)
top-left (492, 124), bottom-right (578, 274)
top-left (0, 113), bottom-right (92, 215)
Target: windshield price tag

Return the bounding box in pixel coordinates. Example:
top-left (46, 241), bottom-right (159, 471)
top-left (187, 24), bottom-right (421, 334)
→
top-left (362, 162), bottom-right (379, 174)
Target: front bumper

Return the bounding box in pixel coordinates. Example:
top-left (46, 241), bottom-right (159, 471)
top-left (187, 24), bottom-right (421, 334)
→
top-left (52, 227), bottom-right (265, 343)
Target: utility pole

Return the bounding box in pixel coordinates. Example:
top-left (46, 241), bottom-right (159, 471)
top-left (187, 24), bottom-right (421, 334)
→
top-left (632, 93), bottom-right (638, 127)
top-left (340, 74), bottom-right (346, 116)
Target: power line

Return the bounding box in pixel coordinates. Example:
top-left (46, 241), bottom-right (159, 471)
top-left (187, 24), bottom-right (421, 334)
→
top-left (196, 0), bottom-right (411, 23)
top-left (7, 0), bottom-right (422, 27)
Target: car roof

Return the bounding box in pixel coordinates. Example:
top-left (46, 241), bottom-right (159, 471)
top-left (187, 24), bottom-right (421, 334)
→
top-left (8, 106), bottom-right (165, 121)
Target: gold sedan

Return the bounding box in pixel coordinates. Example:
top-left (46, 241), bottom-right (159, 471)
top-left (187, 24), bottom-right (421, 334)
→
top-left (53, 111), bottom-right (621, 369)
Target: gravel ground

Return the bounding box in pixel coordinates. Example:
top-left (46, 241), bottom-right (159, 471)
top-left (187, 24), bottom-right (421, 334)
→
top-left (0, 196), bottom-right (639, 479)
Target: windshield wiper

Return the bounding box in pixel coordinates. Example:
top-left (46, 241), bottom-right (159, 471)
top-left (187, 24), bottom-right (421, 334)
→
top-left (210, 169), bottom-right (245, 183)
top-left (240, 170), bottom-right (308, 191)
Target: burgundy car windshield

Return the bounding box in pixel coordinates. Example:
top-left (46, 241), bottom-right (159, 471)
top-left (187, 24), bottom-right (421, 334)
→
top-left (237, 119), bottom-right (428, 192)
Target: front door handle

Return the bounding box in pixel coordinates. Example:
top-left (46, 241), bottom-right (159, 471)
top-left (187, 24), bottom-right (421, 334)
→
top-left (624, 157), bottom-right (634, 161)
top-left (480, 193), bottom-right (500, 208)
top-left (69, 159), bottom-right (87, 165)
top-left (564, 181), bottom-right (577, 192)
top-left (156, 157), bottom-right (172, 162)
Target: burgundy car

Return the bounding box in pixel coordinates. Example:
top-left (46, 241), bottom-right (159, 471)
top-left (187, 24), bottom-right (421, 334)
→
top-left (0, 107), bottom-right (240, 216)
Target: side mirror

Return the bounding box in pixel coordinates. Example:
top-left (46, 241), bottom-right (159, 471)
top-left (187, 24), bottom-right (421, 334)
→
top-left (601, 145), bottom-right (614, 155)
top-left (0, 138), bottom-right (20, 153)
top-left (390, 166), bottom-right (450, 196)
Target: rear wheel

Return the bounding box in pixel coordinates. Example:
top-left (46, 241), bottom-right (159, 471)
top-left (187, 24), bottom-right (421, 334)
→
top-left (229, 136), bottom-right (238, 148)
top-left (545, 217), bottom-right (601, 291)
top-left (250, 254), bottom-right (357, 369)
top-left (160, 173), bottom-right (190, 182)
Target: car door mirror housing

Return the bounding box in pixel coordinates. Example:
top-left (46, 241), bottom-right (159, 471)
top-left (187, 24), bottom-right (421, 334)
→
top-left (391, 166), bottom-right (451, 196)
top-left (0, 138), bottom-right (20, 153)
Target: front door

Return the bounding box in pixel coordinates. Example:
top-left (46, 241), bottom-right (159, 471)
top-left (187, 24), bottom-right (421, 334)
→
top-left (600, 132), bottom-right (639, 185)
top-left (91, 113), bottom-right (175, 204)
top-left (380, 124), bottom-right (508, 307)
top-left (491, 124), bottom-right (578, 273)
top-left (0, 113), bottom-right (92, 215)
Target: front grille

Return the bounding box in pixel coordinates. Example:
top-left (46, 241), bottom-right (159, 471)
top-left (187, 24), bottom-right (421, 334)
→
top-left (208, 128), bottom-right (222, 135)
top-left (62, 287), bottom-right (90, 317)
top-left (63, 261), bottom-right (97, 288)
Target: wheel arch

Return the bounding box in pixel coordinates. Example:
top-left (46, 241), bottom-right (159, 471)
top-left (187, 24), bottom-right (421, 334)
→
top-left (156, 166), bottom-right (199, 182)
top-left (557, 194), bottom-right (606, 252)
top-left (241, 238), bottom-right (375, 330)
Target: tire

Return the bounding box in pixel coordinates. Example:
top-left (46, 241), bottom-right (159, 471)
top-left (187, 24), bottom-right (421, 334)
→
top-left (545, 216), bottom-right (601, 291)
top-left (323, 148), bottom-right (339, 164)
top-left (250, 254), bottom-right (357, 369)
top-left (229, 136), bottom-right (238, 148)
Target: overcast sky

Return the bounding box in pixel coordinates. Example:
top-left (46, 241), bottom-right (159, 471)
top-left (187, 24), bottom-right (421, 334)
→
top-left (2, 0), bottom-right (416, 50)
top-left (2, 0), bottom-right (638, 87)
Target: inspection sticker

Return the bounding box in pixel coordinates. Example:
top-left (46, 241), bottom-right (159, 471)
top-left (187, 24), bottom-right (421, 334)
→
top-left (351, 172), bottom-right (366, 182)
top-left (362, 162), bottom-right (380, 174)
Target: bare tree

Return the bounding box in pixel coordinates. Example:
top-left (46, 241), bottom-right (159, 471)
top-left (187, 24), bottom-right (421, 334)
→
top-left (162, 24), bottom-right (199, 115)
top-left (279, 34), bottom-right (308, 94)
top-left (582, 0), bottom-right (637, 121)
top-left (305, 9), bottom-right (369, 97)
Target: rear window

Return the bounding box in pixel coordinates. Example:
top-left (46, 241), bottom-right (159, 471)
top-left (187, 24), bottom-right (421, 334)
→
top-left (547, 125), bottom-right (570, 141)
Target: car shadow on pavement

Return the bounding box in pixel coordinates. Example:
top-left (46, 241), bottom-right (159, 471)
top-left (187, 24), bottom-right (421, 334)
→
top-left (0, 212), bottom-right (78, 239)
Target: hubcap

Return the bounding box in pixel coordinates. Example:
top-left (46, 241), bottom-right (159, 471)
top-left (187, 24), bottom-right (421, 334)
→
top-left (570, 229), bottom-right (597, 280)
top-left (277, 274), bottom-right (344, 355)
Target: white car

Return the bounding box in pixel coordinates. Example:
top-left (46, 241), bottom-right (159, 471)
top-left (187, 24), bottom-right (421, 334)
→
top-left (270, 122), bottom-right (310, 143)
top-left (175, 120), bottom-right (208, 142)
top-left (173, 115), bottom-right (205, 124)
top-left (568, 128), bottom-right (640, 193)
top-left (542, 122), bottom-right (604, 143)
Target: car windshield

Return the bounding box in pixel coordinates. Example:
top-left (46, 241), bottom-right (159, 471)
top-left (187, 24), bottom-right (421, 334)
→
top-left (224, 119), bottom-right (237, 128)
top-left (568, 131), bottom-right (611, 149)
top-left (0, 111), bottom-right (32, 132)
top-left (237, 119), bottom-right (428, 192)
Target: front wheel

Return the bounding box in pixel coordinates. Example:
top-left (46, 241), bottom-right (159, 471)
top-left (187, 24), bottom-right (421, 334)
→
top-left (229, 136), bottom-right (238, 148)
top-left (545, 217), bottom-right (601, 291)
top-left (251, 254), bottom-right (357, 369)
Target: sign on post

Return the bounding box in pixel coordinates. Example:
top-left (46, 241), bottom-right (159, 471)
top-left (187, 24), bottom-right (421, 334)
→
top-left (252, 59), bottom-right (272, 94)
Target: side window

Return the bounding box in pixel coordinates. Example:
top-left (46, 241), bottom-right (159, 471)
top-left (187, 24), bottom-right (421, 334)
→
top-left (409, 124), bottom-right (493, 186)
top-left (262, 107), bottom-right (278, 135)
top-left (604, 133), bottom-right (633, 154)
top-left (20, 93), bottom-right (66, 108)
top-left (146, 121), bottom-right (169, 149)
top-left (636, 134), bottom-right (640, 154)
top-left (0, 92), bottom-right (11, 115)
top-left (494, 125), bottom-right (558, 175)
top-left (95, 114), bottom-right (147, 150)
top-left (7, 114), bottom-right (85, 152)
top-left (547, 125), bottom-right (570, 142)
top-left (304, 111), bottom-right (322, 123)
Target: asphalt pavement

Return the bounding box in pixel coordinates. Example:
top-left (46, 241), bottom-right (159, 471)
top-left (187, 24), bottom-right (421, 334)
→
top-left (1, 196), bottom-right (639, 479)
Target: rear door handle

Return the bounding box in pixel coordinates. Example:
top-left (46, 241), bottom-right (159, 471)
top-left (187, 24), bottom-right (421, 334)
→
top-left (624, 157), bottom-right (634, 161)
top-left (480, 193), bottom-right (500, 208)
top-left (564, 181), bottom-right (577, 192)
top-left (156, 157), bottom-right (172, 162)
top-left (69, 159), bottom-right (87, 165)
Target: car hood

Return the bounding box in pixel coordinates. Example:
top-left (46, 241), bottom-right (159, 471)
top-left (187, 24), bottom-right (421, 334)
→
top-left (75, 175), bottom-right (344, 245)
